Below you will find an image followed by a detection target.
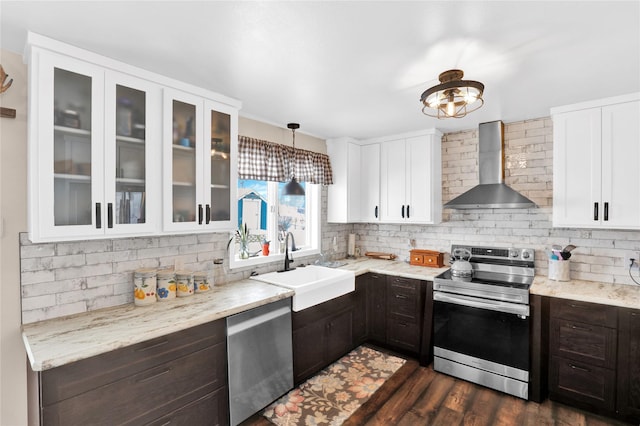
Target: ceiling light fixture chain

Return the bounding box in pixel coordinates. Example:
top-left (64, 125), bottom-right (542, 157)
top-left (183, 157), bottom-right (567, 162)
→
top-left (420, 69), bottom-right (485, 119)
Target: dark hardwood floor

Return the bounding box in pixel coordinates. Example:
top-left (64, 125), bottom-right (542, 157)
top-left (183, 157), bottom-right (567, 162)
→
top-left (244, 360), bottom-right (633, 426)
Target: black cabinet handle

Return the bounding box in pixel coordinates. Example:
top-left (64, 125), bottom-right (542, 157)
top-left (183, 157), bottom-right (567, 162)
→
top-left (96, 203), bottom-right (102, 229)
top-left (395, 294), bottom-right (408, 299)
top-left (569, 303), bottom-right (589, 309)
top-left (198, 204), bottom-right (203, 225)
top-left (107, 203), bottom-right (113, 228)
top-left (374, 206), bottom-right (378, 218)
top-left (401, 205), bottom-right (405, 218)
top-left (604, 202), bottom-right (609, 221)
top-left (407, 205), bottom-right (410, 218)
top-left (206, 204), bottom-right (211, 224)
top-left (594, 202), bottom-right (599, 221)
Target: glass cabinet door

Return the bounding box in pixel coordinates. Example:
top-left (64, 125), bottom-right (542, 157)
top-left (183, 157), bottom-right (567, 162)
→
top-left (103, 73), bottom-right (160, 236)
top-left (53, 67), bottom-right (94, 226)
top-left (208, 109), bottom-right (231, 223)
top-left (171, 99), bottom-right (198, 224)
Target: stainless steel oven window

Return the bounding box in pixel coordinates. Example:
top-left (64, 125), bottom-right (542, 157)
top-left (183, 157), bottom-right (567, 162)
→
top-left (433, 298), bottom-right (529, 372)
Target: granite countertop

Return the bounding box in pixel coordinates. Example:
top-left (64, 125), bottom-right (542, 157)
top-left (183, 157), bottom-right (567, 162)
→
top-left (22, 256), bottom-right (640, 372)
top-left (529, 276), bottom-right (640, 309)
top-left (336, 257), bottom-right (449, 281)
top-left (22, 279), bottom-right (293, 371)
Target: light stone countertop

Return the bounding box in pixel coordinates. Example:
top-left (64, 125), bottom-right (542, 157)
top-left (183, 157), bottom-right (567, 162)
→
top-left (22, 256), bottom-right (640, 372)
top-left (22, 279), bottom-right (294, 371)
top-left (529, 276), bottom-right (640, 309)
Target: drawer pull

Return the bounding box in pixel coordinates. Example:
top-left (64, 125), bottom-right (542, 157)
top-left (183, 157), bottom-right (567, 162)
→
top-left (569, 303), bottom-right (589, 309)
top-left (395, 294), bottom-right (408, 299)
top-left (137, 367), bottom-right (171, 383)
top-left (134, 339), bottom-right (169, 352)
top-left (569, 363), bottom-right (591, 373)
top-left (570, 324), bottom-right (592, 331)
top-left (398, 322), bottom-right (408, 327)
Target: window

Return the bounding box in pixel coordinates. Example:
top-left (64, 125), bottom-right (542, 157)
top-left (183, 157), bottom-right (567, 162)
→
top-left (230, 179), bottom-right (320, 268)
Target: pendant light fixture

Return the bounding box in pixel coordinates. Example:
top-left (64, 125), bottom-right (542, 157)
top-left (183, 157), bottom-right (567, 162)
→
top-left (420, 69), bottom-right (484, 119)
top-left (283, 122), bottom-right (305, 196)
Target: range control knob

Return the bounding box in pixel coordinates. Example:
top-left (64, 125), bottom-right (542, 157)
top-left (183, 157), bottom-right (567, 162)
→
top-left (522, 251), bottom-right (531, 259)
top-left (510, 249), bottom-right (520, 258)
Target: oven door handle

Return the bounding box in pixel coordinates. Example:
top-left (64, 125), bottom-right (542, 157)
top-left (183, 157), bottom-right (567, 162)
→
top-left (434, 292), bottom-right (530, 317)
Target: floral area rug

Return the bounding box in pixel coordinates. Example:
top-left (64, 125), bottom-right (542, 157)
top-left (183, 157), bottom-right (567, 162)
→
top-left (263, 346), bottom-right (406, 425)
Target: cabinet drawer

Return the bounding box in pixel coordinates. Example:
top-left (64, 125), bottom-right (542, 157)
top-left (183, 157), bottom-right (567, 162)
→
top-left (550, 298), bottom-right (617, 328)
top-left (550, 319), bottom-right (617, 368)
top-left (42, 343), bottom-right (226, 426)
top-left (387, 276), bottom-right (421, 322)
top-left (550, 355), bottom-right (616, 412)
top-left (386, 318), bottom-right (421, 352)
top-left (146, 386), bottom-right (229, 426)
top-left (41, 319), bottom-right (225, 406)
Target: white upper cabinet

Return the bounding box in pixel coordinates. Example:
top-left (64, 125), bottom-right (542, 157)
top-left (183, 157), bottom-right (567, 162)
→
top-left (379, 131), bottom-right (442, 224)
top-left (326, 129), bottom-right (441, 225)
top-left (162, 90), bottom-right (237, 232)
top-left (26, 33), bottom-right (240, 242)
top-left (552, 93), bottom-right (640, 229)
top-left (359, 143), bottom-right (381, 222)
top-left (327, 138), bottom-right (362, 223)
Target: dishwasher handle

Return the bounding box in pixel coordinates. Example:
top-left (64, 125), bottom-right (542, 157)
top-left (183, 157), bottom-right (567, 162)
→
top-left (227, 305), bottom-right (291, 336)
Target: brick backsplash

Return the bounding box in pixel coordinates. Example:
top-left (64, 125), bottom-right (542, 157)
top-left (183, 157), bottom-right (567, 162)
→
top-left (19, 117), bottom-right (640, 323)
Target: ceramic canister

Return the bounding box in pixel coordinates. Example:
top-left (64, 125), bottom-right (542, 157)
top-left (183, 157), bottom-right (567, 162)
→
top-left (194, 272), bottom-right (212, 293)
top-left (133, 268), bottom-right (157, 306)
top-left (156, 269), bottom-right (176, 301)
top-left (175, 270), bottom-right (194, 297)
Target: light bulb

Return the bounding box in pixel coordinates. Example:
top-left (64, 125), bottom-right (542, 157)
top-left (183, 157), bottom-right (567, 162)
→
top-left (447, 101), bottom-right (455, 116)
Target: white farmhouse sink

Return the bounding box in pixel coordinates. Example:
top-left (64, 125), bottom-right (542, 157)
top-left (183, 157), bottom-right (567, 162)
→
top-left (250, 265), bottom-right (355, 311)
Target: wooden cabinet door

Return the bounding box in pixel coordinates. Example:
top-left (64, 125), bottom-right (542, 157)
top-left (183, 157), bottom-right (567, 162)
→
top-left (360, 143), bottom-right (381, 222)
top-left (367, 273), bottom-right (387, 344)
top-left (353, 276), bottom-right (368, 345)
top-left (146, 386), bottom-right (229, 426)
top-left (601, 101), bottom-right (640, 229)
top-left (617, 308), bottom-right (640, 422)
top-left (379, 139), bottom-right (407, 222)
top-left (552, 108), bottom-right (602, 227)
top-left (326, 309), bottom-right (353, 363)
top-left (292, 320), bottom-right (326, 384)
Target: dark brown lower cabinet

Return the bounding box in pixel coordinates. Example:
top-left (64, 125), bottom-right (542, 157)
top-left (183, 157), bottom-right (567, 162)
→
top-left (39, 319), bottom-right (228, 426)
top-left (617, 307), bottom-right (640, 423)
top-left (548, 298), bottom-right (617, 415)
top-left (548, 298), bottom-right (640, 424)
top-left (292, 291), bottom-right (355, 384)
top-left (367, 273), bottom-right (387, 344)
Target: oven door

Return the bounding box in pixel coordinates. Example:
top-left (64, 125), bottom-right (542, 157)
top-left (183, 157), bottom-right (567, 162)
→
top-left (433, 291), bottom-right (530, 398)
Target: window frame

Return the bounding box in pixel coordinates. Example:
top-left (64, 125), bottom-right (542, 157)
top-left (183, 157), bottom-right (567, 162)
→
top-left (229, 182), bottom-right (321, 270)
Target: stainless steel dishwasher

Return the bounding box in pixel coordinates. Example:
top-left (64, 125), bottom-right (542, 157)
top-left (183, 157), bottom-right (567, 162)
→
top-left (227, 298), bottom-right (293, 425)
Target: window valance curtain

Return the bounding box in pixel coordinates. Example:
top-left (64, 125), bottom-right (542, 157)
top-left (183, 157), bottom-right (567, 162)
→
top-left (238, 136), bottom-right (333, 185)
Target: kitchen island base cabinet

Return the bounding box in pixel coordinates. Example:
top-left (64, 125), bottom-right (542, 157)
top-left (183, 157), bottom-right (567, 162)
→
top-left (38, 319), bottom-right (228, 426)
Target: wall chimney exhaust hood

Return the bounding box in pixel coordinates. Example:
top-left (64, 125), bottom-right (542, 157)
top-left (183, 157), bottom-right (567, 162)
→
top-left (444, 120), bottom-right (537, 209)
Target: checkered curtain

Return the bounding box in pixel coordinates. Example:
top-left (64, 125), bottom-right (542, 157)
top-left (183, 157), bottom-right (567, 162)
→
top-left (238, 136), bottom-right (333, 184)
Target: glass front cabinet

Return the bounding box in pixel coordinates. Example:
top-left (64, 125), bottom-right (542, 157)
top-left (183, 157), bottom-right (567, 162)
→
top-left (162, 89), bottom-right (237, 232)
top-left (27, 33), bottom-right (239, 242)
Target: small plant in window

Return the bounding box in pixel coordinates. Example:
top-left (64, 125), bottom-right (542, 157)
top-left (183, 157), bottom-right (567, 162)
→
top-left (236, 223), bottom-right (250, 259)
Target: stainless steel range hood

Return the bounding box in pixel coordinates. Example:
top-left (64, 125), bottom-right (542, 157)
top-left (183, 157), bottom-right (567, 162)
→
top-left (444, 120), bottom-right (537, 209)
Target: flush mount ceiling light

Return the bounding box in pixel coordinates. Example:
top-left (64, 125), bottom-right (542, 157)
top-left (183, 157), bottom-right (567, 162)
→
top-left (420, 69), bottom-right (484, 119)
top-left (284, 122), bottom-right (305, 196)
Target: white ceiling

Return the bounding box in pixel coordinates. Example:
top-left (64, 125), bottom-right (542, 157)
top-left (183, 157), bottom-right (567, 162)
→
top-left (1, 1), bottom-right (639, 140)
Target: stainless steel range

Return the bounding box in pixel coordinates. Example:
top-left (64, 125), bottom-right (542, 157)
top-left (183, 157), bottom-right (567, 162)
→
top-left (433, 244), bottom-right (535, 400)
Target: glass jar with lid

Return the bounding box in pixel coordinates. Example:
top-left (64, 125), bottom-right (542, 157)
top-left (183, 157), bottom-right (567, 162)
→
top-left (175, 270), bottom-right (194, 297)
top-left (133, 269), bottom-right (157, 306)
